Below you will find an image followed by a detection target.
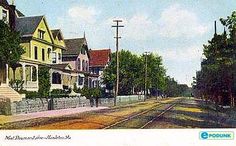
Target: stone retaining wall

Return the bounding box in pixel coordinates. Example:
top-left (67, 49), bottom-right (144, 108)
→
top-left (5, 95), bottom-right (145, 115)
top-left (10, 96), bottom-right (90, 115)
top-left (11, 98), bottom-right (48, 115)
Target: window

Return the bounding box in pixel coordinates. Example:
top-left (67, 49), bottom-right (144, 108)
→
top-left (58, 53), bottom-right (61, 61)
top-left (82, 60), bottom-right (85, 71)
top-left (77, 58), bottom-right (81, 71)
top-left (51, 52), bottom-right (57, 63)
top-left (52, 72), bottom-right (61, 84)
top-left (85, 61), bottom-right (89, 71)
top-left (38, 30), bottom-right (45, 39)
top-left (2, 10), bottom-right (8, 22)
top-left (80, 48), bottom-right (83, 54)
top-left (89, 78), bottom-right (92, 88)
top-left (48, 48), bottom-right (51, 58)
top-left (95, 67), bottom-right (100, 75)
top-left (42, 49), bottom-right (45, 61)
top-left (81, 48), bottom-right (86, 55)
top-left (78, 76), bottom-right (84, 85)
top-left (32, 66), bottom-right (37, 81)
top-left (34, 47), bottom-right (38, 60)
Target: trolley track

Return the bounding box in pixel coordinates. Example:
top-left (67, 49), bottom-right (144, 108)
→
top-left (103, 98), bottom-right (184, 129)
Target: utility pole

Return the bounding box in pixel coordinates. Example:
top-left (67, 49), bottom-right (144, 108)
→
top-left (112, 20), bottom-right (124, 106)
top-left (144, 52), bottom-right (150, 101)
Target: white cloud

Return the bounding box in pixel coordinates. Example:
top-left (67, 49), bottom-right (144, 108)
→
top-left (157, 46), bottom-right (203, 62)
top-left (158, 4), bottom-right (208, 38)
top-left (68, 5), bottom-right (100, 24)
top-left (111, 4), bottom-right (208, 41)
top-left (122, 14), bottom-right (156, 41)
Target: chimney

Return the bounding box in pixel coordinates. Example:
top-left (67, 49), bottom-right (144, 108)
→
top-left (9, 4), bottom-right (16, 30)
top-left (214, 20), bottom-right (217, 35)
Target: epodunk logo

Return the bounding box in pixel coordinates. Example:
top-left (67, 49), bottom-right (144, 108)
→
top-left (200, 131), bottom-right (234, 140)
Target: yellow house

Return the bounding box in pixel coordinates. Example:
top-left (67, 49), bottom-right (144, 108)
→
top-left (4, 14), bottom-right (77, 92)
top-left (8, 15), bottom-right (55, 91)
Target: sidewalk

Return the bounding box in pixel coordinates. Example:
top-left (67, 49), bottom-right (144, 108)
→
top-left (0, 106), bottom-right (109, 124)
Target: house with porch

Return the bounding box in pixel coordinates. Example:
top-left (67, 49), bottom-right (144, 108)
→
top-left (49, 29), bottom-right (77, 90)
top-left (13, 16), bottom-right (77, 91)
top-left (0, 1), bottom-right (91, 102)
top-left (89, 49), bottom-right (111, 88)
top-left (62, 36), bottom-right (93, 89)
top-left (9, 15), bottom-right (56, 92)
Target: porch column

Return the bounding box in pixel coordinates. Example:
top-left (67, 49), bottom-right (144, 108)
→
top-left (22, 63), bottom-right (26, 86)
top-left (6, 64), bottom-right (9, 86)
top-left (30, 66), bottom-right (33, 82)
top-left (36, 65), bottom-right (39, 91)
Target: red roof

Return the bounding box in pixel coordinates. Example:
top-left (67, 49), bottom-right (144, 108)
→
top-left (89, 49), bottom-right (111, 67)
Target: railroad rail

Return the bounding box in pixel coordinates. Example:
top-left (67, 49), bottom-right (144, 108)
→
top-left (103, 98), bottom-right (184, 129)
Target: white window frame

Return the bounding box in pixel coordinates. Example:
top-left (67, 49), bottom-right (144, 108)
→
top-left (51, 52), bottom-right (57, 64)
top-left (38, 29), bottom-right (45, 40)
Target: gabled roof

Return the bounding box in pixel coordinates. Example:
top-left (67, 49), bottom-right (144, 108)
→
top-left (16, 15), bottom-right (54, 44)
top-left (63, 38), bottom-right (87, 55)
top-left (89, 49), bottom-right (111, 67)
top-left (15, 16), bottom-right (44, 37)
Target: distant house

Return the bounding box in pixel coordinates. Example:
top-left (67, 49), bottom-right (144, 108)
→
top-left (89, 49), bottom-right (111, 88)
top-left (62, 37), bottom-right (90, 89)
top-left (50, 29), bottom-right (77, 90)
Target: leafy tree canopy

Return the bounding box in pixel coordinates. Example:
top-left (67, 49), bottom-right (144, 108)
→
top-left (0, 20), bottom-right (25, 67)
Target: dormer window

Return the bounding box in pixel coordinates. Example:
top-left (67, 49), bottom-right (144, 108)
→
top-left (38, 30), bottom-right (45, 40)
top-left (81, 48), bottom-right (86, 55)
top-left (2, 9), bottom-right (8, 22)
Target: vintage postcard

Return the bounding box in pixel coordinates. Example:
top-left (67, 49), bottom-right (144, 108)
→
top-left (0, 0), bottom-right (236, 146)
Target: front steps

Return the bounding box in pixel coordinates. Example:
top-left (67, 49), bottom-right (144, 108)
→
top-left (0, 86), bottom-right (22, 102)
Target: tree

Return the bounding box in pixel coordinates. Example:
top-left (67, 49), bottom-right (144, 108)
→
top-left (102, 50), bottom-right (188, 97)
top-left (141, 53), bottom-right (166, 92)
top-left (193, 11), bottom-right (236, 107)
top-left (81, 87), bottom-right (102, 107)
top-left (0, 20), bottom-right (25, 80)
top-left (103, 50), bottom-right (143, 95)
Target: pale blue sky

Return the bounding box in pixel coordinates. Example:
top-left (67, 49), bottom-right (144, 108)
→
top-left (13, 0), bottom-right (236, 86)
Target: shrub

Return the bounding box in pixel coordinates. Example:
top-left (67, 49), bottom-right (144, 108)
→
top-left (18, 90), bottom-right (39, 99)
top-left (81, 87), bottom-right (102, 99)
top-left (9, 79), bottom-right (24, 91)
top-left (50, 89), bottom-right (70, 98)
top-left (38, 66), bottom-right (51, 98)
